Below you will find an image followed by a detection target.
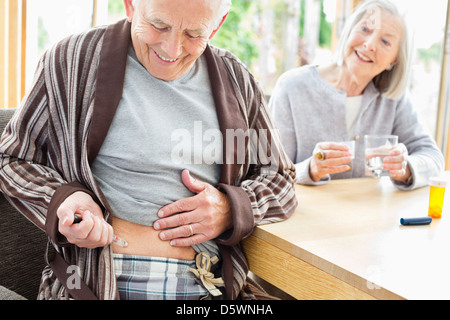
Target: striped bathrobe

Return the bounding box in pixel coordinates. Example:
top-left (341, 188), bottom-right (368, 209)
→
top-left (0, 19), bottom-right (297, 300)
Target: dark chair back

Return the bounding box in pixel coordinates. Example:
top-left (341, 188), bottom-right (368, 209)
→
top-left (0, 108), bottom-right (48, 300)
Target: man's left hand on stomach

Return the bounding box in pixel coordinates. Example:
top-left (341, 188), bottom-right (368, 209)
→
top-left (153, 169), bottom-right (232, 247)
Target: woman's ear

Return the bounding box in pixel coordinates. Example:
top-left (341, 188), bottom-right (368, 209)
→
top-left (387, 59), bottom-right (398, 71)
top-left (209, 13), bottom-right (229, 40)
top-left (123, 0), bottom-right (136, 22)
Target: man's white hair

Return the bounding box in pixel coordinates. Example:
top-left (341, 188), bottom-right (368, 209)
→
top-left (131, 0), bottom-right (232, 29)
top-left (215, 0), bottom-right (232, 29)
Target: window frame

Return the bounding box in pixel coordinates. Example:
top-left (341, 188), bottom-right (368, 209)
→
top-left (2, 0), bottom-right (450, 169)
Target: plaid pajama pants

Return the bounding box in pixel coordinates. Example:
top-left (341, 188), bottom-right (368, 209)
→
top-left (113, 253), bottom-right (220, 300)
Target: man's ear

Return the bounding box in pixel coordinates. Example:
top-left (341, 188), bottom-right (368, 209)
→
top-left (209, 13), bottom-right (229, 40)
top-left (123, 0), bottom-right (135, 22)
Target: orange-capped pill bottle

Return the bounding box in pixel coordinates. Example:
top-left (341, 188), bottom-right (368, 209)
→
top-left (428, 177), bottom-right (448, 219)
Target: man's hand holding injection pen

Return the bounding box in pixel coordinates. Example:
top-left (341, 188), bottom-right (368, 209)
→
top-left (57, 191), bottom-right (127, 249)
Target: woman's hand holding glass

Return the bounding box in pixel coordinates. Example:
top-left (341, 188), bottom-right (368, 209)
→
top-left (383, 143), bottom-right (411, 183)
top-left (310, 142), bottom-right (354, 182)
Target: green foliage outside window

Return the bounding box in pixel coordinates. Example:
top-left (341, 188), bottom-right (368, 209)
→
top-left (210, 0), bottom-right (259, 67)
top-left (318, 0), bottom-right (332, 49)
top-left (108, 0), bottom-right (124, 14)
top-left (299, 0), bottom-right (332, 49)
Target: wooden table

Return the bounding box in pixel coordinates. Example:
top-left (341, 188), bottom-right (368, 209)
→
top-left (242, 176), bottom-right (450, 300)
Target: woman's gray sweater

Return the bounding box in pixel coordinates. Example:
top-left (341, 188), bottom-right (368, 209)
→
top-left (269, 65), bottom-right (444, 190)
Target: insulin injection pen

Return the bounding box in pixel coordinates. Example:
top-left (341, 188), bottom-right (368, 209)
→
top-left (400, 217), bottom-right (432, 226)
top-left (73, 213), bottom-right (128, 247)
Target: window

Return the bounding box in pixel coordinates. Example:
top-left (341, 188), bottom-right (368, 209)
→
top-left (25, 0), bottom-right (95, 90)
top-left (2, 0), bottom-right (450, 168)
top-left (1, 0), bottom-right (26, 109)
top-left (392, 0), bottom-right (448, 139)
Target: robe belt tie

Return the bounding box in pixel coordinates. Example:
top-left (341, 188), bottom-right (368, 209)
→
top-left (189, 252), bottom-right (224, 297)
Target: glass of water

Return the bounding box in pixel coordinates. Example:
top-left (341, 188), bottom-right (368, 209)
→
top-left (364, 135), bottom-right (398, 178)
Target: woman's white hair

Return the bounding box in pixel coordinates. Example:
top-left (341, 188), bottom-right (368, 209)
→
top-left (131, 0), bottom-right (232, 30)
top-left (334, 0), bottom-right (412, 99)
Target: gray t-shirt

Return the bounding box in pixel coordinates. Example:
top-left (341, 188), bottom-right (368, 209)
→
top-left (92, 48), bottom-right (221, 255)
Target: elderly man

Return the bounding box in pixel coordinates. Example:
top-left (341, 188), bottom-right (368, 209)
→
top-left (0, 0), bottom-right (297, 300)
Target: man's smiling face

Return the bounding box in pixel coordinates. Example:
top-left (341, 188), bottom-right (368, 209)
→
top-left (125, 0), bottom-right (222, 81)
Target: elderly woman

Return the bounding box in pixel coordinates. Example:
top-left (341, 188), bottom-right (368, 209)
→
top-left (270, 0), bottom-right (444, 189)
top-left (0, 0), bottom-right (297, 300)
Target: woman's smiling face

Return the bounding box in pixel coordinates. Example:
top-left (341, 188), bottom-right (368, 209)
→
top-left (344, 8), bottom-right (403, 81)
top-left (125, 0), bottom-right (221, 81)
